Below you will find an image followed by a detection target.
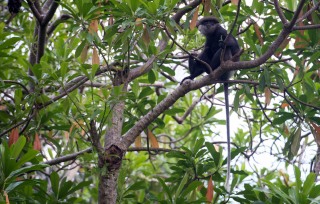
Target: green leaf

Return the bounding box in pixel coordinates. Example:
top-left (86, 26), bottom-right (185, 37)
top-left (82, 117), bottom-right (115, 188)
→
top-left (138, 87), bottom-right (154, 98)
top-left (50, 172), bottom-right (60, 197)
top-left (157, 177), bottom-right (172, 202)
top-left (273, 112), bottom-right (296, 125)
top-left (59, 1), bottom-right (77, 17)
top-left (126, 0), bottom-right (140, 12)
top-left (181, 181), bottom-right (202, 197)
top-left (6, 164), bottom-right (48, 183)
top-left (302, 172), bottom-right (316, 195)
top-left (5, 180), bottom-right (41, 193)
top-left (0, 37), bottom-right (20, 49)
top-left (263, 68), bottom-right (271, 87)
top-left (222, 147), bottom-right (246, 166)
top-left (80, 64), bottom-right (91, 79)
top-left (233, 89), bottom-right (241, 112)
top-left (148, 69), bottom-right (156, 84)
top-left (262, 179), bottom-right (292, 203)
top-left (58, 179), bottom-right (73, 199)
top-left (309, 185), bottom-right (320, 198)
top-left (75, 40), bottom-right (87, 58)
top-left (291, 127), bottom-right (301, 156)
top-left (11, 136), bottom-right (26, 160)
top-left (294, 165), bottom-right (302, 191)
top-left (205, 142), bottom-right (220, 166)
top-left (161, 66), bottom-right (175, 76)
top-left (60, 61), bottom-right (69, 78)
top-left (164, 108), bottom-right (184, 116)
top-left (15, 149), bottom-right (38, 168)
top-left (67, 180), bottom-right (91, 195)
top-left (126, 181), bottom-right (145, 192)
top-left (193, 138), bottom-right (204, 155)
top-left (175, 172), bottom-right (189, 199)
top-left (5, 181), bottom-right (25, 193)
top-left (30, 64), bottom-right (43, 80)
top-left (131, 80), bottom-right (139, 96)
top-left (91, 64), bottom-right (99, 80)
top-left (308, 52), bottom-right (320, 67)
top-left (166, 151), bottom-right (188, 159)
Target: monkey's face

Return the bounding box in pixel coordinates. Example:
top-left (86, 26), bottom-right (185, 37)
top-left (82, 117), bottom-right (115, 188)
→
top-left (197, 21), bottom-right (218, 36)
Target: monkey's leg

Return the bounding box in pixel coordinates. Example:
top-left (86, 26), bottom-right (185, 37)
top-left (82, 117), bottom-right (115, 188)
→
top-left (181, 56), bottom-right (208, 84)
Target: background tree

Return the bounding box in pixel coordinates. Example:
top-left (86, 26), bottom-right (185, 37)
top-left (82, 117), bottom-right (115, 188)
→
top-left (1, 0), bottom-right (320, 203)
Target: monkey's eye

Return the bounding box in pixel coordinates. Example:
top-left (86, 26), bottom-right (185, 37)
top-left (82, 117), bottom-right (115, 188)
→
top-left (203, 21), bottom-right (212, 26)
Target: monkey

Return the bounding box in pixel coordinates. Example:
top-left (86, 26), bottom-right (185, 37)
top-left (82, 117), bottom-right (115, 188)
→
top-left (7, 0), bottom-right (21, 14)
top-left (181, 17), bottom-right (240, 192)
top-left (181, 17), bottom-right (240, 83)
top-left (6, 0), bottom-right (21, 25)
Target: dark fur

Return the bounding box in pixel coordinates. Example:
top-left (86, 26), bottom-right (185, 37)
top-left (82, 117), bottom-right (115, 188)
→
top-left (8, 0), bottom-right (21, 14)
top-left (182, 17), bottom-right (241, 192)
top-left (181, 17), bottom-right (240, 83)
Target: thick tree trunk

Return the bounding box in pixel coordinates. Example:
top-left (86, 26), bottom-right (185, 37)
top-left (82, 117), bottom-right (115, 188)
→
top-left (98, 145), bottom-right (123, 204)
top-left (99, 169), bottom-right (120, 204)
top-left (98, 86), bottom-right (126, 203)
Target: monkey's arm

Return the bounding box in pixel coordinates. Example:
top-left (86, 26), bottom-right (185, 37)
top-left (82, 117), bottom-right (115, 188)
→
top-left (219, 36), bottom-right (240, 54)
top-left (181, 50), bottom-right (213, 84)
top-left (211, 48), bottom-right (234, 80)
top-left (180, 55), bottom-right (207, 84)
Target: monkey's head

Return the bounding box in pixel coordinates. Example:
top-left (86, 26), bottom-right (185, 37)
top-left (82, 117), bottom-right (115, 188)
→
top-left (196, 17), bottom-right (220, 36)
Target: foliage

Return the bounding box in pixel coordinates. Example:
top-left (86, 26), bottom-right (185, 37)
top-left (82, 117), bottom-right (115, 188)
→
top-left (0, 137), bottom-right (48, 203)
top-left (236, 167), bottom-right (320, 204)
top-left (0, 0), bottom-right (319, 203)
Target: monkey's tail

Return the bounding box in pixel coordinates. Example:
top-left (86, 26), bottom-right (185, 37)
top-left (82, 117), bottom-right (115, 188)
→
top-left (224, 83), bottom-right (231, 193)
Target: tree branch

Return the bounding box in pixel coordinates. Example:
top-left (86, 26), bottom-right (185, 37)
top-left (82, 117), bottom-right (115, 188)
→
top-left (47, 14), bottom-right (72, 36)
top-left (0, 112), bottom-right (35, 138)
top-left (120, 78), bottom-right (214, 149)
top-left (274, 0), bottom-right (288, 24)
top-left (288, 0), bottom-right (306, 29)
top-left (42, 0), bottom-right (60, 26)
top-left (26, 0), bottom-right (42, 22)
top-left (172, 0), bottom-right (202, 23)
top-left (3, 80), bottom-right (30, 94)
top-left (293, 24), bottom-right (320, 30)
top-left (44, 148), bottom-right (92, 165)
top-left (43, 146), bottom-right (184, 166)
top-left (296, 1), bottom-right (320, 24)
top-left (220, 0), bottom-right (307, 74)
top-left (39, 64), bottom-right (117, 109)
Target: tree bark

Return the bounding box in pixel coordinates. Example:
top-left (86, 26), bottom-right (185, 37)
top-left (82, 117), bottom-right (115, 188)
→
top-left (98, 145), bottom-right (124, 204)
top-left (98, 85), bottom-right (127, 203)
